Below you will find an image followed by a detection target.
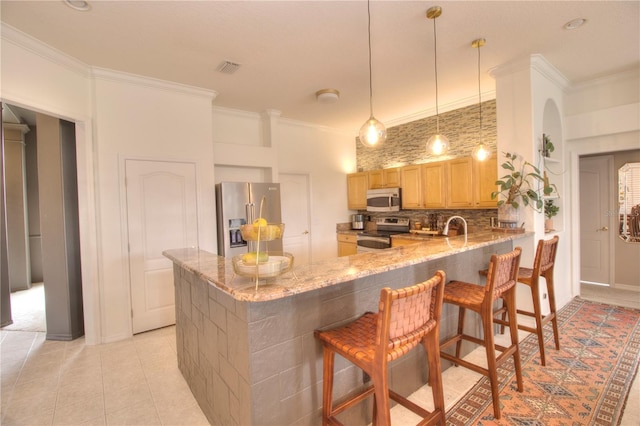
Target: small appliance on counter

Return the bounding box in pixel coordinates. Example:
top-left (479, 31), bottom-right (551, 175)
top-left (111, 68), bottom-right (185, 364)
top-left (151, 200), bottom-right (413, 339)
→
top-left (351, 214), bottom-right (365, 230)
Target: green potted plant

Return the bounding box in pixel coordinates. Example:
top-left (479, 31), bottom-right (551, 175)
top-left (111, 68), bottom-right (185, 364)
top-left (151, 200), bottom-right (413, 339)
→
top-left (544, 199), bottom-right (559, 231)
top-left (491, 152), bottom-right (558, 226)
top-left (541, 133), bottom-right (554, 158)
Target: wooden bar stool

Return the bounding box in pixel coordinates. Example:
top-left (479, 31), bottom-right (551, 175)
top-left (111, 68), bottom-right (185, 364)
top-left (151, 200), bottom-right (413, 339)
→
top-left (513, 236), bottom-right (560, 366)
top-left (314, 271), bottom-right (446, 426)
top-left (439, 248), bottom-right (523, 420)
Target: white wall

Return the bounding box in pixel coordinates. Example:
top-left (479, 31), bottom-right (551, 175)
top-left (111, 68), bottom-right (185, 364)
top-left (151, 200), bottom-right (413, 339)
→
top-left (92, 69), bottom-right (216, 342)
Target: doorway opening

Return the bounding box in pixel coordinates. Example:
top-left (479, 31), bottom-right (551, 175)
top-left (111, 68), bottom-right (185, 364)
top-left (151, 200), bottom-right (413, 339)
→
top-left (1, 103), bottom-right (84, 340)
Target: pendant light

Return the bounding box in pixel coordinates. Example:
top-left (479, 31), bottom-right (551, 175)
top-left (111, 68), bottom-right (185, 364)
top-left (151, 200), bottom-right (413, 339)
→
top-left (471, 38), bottom-right (491, 161)
top-left (359, 0), bottom-right (386, 148)
top-left (426, 6), bottom-right (449, 156)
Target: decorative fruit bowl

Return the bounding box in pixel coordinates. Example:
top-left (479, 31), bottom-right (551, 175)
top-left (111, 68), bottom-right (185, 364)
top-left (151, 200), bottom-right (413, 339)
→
top-left (240, 223), bottom-right (285, 242)
top-left (232, 252), bottom-right (294, 279)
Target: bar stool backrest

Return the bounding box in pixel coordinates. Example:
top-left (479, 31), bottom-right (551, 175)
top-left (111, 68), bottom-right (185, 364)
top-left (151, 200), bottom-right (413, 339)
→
top-left (534, 236), bottom-right (559, 277)
top-left (485, 247), bottom-right (522, 300)
top-left (376, 271), bottom-right (445, 363)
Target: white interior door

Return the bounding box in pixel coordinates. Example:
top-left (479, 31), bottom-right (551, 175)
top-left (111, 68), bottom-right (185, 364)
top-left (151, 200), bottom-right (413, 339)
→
top-left (280, 173), bottom-right (311, 266)
top-left (579, 156), bottom-right (612, 285)
top-left (125, 159), bottom-right (198, 334)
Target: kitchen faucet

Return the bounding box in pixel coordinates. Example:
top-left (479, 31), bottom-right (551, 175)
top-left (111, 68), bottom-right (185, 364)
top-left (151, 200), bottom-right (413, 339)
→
top-left (442, 215), bottom-right (467, 237)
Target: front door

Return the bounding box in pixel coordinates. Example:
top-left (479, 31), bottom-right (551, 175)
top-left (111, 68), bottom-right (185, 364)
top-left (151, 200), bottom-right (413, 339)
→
top-left (579, 156), bottom-right (613, 285)
top-left (125, 159), bottom-right (198, 333)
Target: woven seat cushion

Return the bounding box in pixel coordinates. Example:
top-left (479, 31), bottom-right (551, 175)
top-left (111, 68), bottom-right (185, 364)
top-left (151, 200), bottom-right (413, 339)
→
top-left (443, 281), bottom-right (485, 308)
top-left (517, 267), bottom-right (534, 280)
top-left (316, 312), bottom-right (378, 364)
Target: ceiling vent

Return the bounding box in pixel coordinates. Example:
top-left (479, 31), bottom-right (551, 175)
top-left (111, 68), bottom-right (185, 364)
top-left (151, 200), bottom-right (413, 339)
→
top-left (217, 61), bottom-right (241, 75)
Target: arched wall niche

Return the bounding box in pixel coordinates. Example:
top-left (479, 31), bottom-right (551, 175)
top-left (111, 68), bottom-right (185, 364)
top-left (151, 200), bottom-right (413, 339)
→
top-left (542, 98), bottom-right (564, 232)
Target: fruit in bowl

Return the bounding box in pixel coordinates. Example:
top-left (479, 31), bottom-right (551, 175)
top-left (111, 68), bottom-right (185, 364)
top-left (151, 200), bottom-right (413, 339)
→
top-left (241, 251), bottom-right (269, 264)
top-left (240, 222), bottom-right (284, 241)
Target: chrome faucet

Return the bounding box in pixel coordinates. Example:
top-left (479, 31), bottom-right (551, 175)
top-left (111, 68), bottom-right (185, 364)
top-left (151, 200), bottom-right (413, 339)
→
top-left (442, 215), bottom-right (467, 236)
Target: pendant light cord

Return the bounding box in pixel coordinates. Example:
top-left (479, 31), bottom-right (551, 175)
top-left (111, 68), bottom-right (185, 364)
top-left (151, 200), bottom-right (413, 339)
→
top-left (477, 42), bottom-right (482, 142)
top-left (367, 0), bottom-right (373, 117)
top-left (432, 14), bottom-right (440, 134)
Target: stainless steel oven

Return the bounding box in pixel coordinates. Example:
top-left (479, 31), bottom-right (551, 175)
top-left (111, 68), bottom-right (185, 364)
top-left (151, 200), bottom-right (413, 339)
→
top-left (356, 217), bottom-right (409, 253)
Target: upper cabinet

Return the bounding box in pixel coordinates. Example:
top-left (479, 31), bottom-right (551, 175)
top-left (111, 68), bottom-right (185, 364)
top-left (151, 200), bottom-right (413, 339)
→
top-left (368, 167), bottom-right (400, 189)
top-left (446, 157), bottom-right (474, 208)
top-left (400, 165), bottom-right (423, 209)
top-left (347, 172), bottom-right (368, 210)
top-left (474, 155), bottom-right (498, 208)
top-left (423, 162), bottom-right (447, 208)
top-left (350, 155), bottom-right (497, 211)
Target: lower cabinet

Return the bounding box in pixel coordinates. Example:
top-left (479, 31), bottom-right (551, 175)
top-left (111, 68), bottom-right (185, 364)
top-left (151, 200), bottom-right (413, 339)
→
top-left (391, 237), bottom-right (419, 248)
top-left (337, 233), bottom-right (357, 257)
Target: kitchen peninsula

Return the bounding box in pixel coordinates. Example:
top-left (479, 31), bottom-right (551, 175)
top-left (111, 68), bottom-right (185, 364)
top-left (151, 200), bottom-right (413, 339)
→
top-left (164, 230), bottom-right (531, 425)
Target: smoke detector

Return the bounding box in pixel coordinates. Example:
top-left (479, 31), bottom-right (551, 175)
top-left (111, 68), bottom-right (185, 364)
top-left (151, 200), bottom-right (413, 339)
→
top-left (315, 89), bottom-right (340, 104)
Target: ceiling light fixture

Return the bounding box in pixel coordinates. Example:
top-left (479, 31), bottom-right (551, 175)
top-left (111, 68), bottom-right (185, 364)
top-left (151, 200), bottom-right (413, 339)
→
top-left (471, 38), bottom-right (491, 162)
top-left (564, 18), bottom-right (587, 30)
top-left (316, 89), bottom-right (340, 104)
top-left (359, 0), bottom-right (386, 148)
top-left (425, 6), bottom-right (449, 156)
top-left (64, 0), bottom-right (91, 11)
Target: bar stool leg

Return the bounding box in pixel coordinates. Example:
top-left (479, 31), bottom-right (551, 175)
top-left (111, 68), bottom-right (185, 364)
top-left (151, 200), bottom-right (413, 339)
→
top-left (321, 348), bottom-right (335, 426)
top-left (505, 289), bottom-right (523, 392)
top-left (482, 305), bottom-right (501, 419)
top-left (423, 331), bottom-right (446, 423)
top-left (545, 271), bottom-right (560, 351)
top-left (529, 279), bottom-right (547, 366)
top-left (455, 307), bottom-right (466, 360)
top-left (371, 365), bottom-right (390, 425)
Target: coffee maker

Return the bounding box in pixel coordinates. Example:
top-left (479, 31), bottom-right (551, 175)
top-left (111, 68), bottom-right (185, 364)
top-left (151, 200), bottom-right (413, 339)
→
top-left (351, 214), bottom-right (364, 230)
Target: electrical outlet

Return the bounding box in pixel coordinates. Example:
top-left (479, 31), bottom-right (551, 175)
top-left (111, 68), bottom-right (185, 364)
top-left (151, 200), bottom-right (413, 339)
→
top-left (543, 293), bottom-right (547, 299)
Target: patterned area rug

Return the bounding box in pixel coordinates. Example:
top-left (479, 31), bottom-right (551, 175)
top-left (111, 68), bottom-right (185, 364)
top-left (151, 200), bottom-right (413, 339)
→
top-left (446, 297), bottom-right (640, 425)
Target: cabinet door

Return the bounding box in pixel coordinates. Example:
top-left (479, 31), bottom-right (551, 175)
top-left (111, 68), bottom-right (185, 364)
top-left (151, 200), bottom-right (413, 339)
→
top-left (423, 162), bottom-right (446, 208)
top-left (447, 157), bottom-right (474, 208)
top-left (347, 172), bottom-right (368, 210)
top-left (368, 170), bottom-right (383, 189)
top-left (474, 155), bottom-right (498, 208)
top-left (401, 165), bottom-right (423, 209)
top-left (337, 234), bottom-right (357, 256)
top-left (384, 168), bottom-right (401, 188)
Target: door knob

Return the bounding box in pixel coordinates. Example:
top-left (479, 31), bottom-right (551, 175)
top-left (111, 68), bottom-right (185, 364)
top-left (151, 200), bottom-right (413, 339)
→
top-left (597, 226), bottom-right (609, 231)
top-left (303, 230), bottom-right (309, 235)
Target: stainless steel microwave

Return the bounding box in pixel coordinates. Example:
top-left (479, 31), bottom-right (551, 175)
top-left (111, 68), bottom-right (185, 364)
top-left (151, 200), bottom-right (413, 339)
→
top-left (366, 188), bottom-right (401, 212)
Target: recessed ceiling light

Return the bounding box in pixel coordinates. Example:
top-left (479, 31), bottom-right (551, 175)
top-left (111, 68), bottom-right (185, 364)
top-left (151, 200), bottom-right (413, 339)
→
top-left (64, 0), bottom-right (91, 11)
top-left (315, 89), bottom-right (340, 104)
top-left (564, 18), bottom-right (587, 30)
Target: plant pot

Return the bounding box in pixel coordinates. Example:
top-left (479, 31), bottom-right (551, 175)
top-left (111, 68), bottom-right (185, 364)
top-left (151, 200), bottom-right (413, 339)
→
top-left (498, 204), bottom-right (519, 228)
top-left (545, 218), bottom-right (554, 232)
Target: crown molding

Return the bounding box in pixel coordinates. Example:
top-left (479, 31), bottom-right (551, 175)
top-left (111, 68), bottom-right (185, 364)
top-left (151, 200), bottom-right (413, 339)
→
top-left (91, 67), bottom-right (218, 100)
top-left (489, 54), bottom-right (569, 91)
top-left (1, 23), bottom-right (89, 78)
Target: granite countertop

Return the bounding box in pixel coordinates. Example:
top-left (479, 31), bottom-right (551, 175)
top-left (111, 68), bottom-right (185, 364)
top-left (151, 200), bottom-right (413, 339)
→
top-left (163, 230), bottom-right (532, 303)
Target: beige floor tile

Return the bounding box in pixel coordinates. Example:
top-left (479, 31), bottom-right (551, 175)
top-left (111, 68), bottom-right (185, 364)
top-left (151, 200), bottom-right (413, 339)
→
top-left (53, 394), bottom-right (105, 426)
top-left (1, 407), bottom-right (55, 426)
top-left (105, 398), bottom-right (160, 425)
top-left (156, 402), bottom-right (211, 426)
top-left (103, 380), bottom-right (153, 413)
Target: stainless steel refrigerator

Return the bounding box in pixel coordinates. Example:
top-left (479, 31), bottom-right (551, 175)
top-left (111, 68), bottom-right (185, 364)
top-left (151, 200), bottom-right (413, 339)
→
top-left (215, 182), bottom-right (283, 258)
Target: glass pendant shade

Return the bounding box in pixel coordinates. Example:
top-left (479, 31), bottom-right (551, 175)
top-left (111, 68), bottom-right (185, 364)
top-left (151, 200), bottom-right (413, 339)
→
top-left (426, 133), bottom-right (450, 156)
top-left (472, 143), bottom-right (491, 161)
top-left (359, 116), bottom-right (387, 147)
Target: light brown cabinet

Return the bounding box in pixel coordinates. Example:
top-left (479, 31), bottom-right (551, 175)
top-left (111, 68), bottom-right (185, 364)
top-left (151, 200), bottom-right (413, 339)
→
top-left (350, 156), bottom-right (497, 211)
top-left (447, 157), bottom-right (474, 208)
top-left (400, 165), bottom-right (423, 209)
top-left (423, 162), bottom-right (447, 208)
top-left (347, 172), bottom-right (368, 210)
top-left (368, 167), bottom-right (400, 189)
top-left (474, 155), bottom-right (498, 208)
top-left (337, 233), bottom-right (357, 257)
top-left (391, 237), bottom-right (419, 248)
